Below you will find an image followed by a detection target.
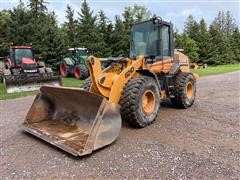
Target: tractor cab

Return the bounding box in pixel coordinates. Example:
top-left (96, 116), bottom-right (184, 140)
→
top-left (9, 46), bottom-right (35, 66)
top-left (130, 16), bottom-right (174, 60)
top-left (68, 48), bottom-right (88, 61)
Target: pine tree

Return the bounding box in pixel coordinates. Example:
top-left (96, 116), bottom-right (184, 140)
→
top-left (35, 13), bottom-right (65, 68)
top-left (183, 37), bottom-right (199, 62)
top-left (7, 1), bottom-right (32, 45)
top-left (207, 25), bottom-right (234, 65)
top-left (77, 0), bottom-right (102, 56)
top-left (184, 15), bottom-right (199, 41)
top-left (110, 16), bottom-right (128, 56)
top-left (97, 10), bottom-right (112, 57)
top-left (0, 10), bottom-right (11, 57)
top-left (196, 18), bottom-right (211, 63)
top-left (212, 11), bottom-right (236, 36)
top-left (230, 28), bottom-right (240, 62)
top-left (62, 5), bottom-right (78, 48)
top-left (28, 0), bottom-right (48, 17)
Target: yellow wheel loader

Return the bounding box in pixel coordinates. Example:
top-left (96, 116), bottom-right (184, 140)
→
top-left (22, 16), bottom-right (197, 156)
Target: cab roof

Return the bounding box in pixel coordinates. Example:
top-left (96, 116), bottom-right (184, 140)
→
top-left (11, 46), bottom-right (32, 49)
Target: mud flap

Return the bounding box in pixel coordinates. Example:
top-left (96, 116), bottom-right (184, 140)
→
top-left (4, 74), bottom-right (61, 93)
top-left (22, 86), bottom-right (121, 156)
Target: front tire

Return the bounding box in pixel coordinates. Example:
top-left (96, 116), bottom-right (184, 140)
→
top-left (80, 77), bottom-right (91, 91)
top-left (74, 64), bottom-right (89, 80)
top-left (60, 61), bottom-right (70, 77)
top-left (120, 76), bottom-right (160, 128)
top-left (171, 72), bottom-right (196, 108)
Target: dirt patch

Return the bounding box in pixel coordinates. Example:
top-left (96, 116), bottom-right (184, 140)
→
top-left (0, 72), bottom-right (240, 179)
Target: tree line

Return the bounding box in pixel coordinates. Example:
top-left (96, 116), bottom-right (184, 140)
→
top-left (0, 0), bottom-right (239, 69)
top-left (175, 12), bottom-right (240, 65)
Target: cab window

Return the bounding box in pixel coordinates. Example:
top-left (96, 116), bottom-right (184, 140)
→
top-left (162, 25), bottom-right (170, 57)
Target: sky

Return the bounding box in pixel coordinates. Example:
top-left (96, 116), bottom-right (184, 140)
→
top-left (0, 0), bottom-right (239, 32)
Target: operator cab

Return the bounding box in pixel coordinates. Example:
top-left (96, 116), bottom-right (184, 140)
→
top-left (10, 46), bottom-right (34, 65)
top-left (130, 16), bottom-right (174, 60)
top-left (68, 48), bottom-right (88, 58)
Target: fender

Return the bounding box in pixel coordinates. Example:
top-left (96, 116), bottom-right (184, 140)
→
top-left (136, 69), bottom-right (161, 92)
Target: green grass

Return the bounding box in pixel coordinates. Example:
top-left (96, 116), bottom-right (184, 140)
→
top-left (61, 77), bottom-right (84, 87)
top-left (191, 64), bottom-right (240, 77)
top-left (0, 83), bottom-right (36, 100)
top-left (0, 77), bottom-right (84, 100)
top-left (1, 64), bottom-right (239, 100)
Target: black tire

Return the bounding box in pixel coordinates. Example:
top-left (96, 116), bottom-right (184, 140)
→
top-left (80, 77), bottom-right (92, 91)
top-left (0, 61), bottom-right (5, 82)
top-left (4, 69), bottom-right (11, 76)
top-left (45, 67), bottom-right (53, 73)
top-left (11, 68), bottom-right (21, 75)
top-left (120, 76), bottom-right (160, 128)
top-left (38, 67), bottom-right (45, 73)
top-left (74, 64), bottom-right (89, 80)
top-left (171, 72), bottom-right (196, 109)
top-left (60, 61), bottom-right (71, 77)
top-left (38, 61), bottom-right (45, 67)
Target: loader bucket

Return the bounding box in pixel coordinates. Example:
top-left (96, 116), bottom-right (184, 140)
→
top-left (4, 74), bottom-right (61, 93)
top-left (22, 86), bottom-right (121, 156)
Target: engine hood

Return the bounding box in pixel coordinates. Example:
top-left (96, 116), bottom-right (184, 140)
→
top-left (22, 58), bottom-right (35, 64)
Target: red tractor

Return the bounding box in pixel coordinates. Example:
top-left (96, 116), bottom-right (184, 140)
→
top-left (0, 46), bottom-right (61, 93)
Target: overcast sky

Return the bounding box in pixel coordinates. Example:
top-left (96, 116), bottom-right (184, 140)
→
top-left (1, 0), bottom-right (239, 32)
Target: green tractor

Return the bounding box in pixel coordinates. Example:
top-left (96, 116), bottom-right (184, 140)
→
top-left (60, 48), bottom-right (89, 80)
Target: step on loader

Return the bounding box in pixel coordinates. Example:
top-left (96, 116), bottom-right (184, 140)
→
top-left (22, 16), bottom-right (197, 156)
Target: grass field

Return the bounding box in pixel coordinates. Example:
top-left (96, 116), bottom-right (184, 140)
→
top-left (0, 64), bottom-right (239, 100)
top-left (191, 64), bottom-right (240, 76)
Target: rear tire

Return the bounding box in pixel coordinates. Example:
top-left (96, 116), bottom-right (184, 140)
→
top-left (38, 68), bottom-right (45, 73)
top-left (60, 61), bottom-right (70, 77)
top-left (45, 67), bottom-right (53, 76)
top-left (4, 69), bottom-right (11, 76)
top-left (120, 76), bottom-right (160, 128)
top-left (12, 68), bottom-right (21, 75)
top-left (38, 61), bottom-right (45, 67)
top-left (80, 77), bottom-right (92, 91)
top-left (74, 64), bottom-right (89, 80)
top-left (171, 72), bottom-right (196, 108)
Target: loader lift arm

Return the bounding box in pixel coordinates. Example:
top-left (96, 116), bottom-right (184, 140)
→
top-left (87, 56), bottom-right (147, 104)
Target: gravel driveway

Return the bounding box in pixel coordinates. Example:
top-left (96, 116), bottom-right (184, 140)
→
top-left (0, 72), bottom-right (240, 179)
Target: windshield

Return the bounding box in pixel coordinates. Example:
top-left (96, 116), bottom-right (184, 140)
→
top-left (130, 21), bottom-right (159, 58)
top-left (14, 49), bottom-right (33, 64)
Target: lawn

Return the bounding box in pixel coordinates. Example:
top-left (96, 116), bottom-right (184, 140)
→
top-left (0, 78), bottom-right (83, 100)
top-left (191, 64), bottom-right (240, 76)
top-left (0, 64), bottom-right (239, 100)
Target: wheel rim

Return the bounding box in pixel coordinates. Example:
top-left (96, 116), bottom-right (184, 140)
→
top-left (74, 67), bottom-right (81, 79)
top-left (60, 64), bottom-right (67, 76)
top-left (186, 82), bottom-right (193, 99)
top-left (142, 90), bottom-right (156, 115)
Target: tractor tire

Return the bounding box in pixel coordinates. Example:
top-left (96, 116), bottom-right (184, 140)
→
top-left (12, 68), bottom-right (21, 75)
top-left (0, 61), bottom-right (5, 82)
top-left (45, 67), bottom-right (53, 73)
top-left (38, 61), bottom-right (45, 67)
top-left (80, 77), bottom-right (92, 91)
top-left (171, 72), bottom-right (196, 109)
top-left (38, 68), bottom-right (45, 73)
top-left (120, 76), bottom-right (160, 128)
top-left (4, 69), bottom-right (11, 76)
top-left (74, 64), bottom-right (89, 80)
top-left (60, 61), bottom-right (70, 77)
